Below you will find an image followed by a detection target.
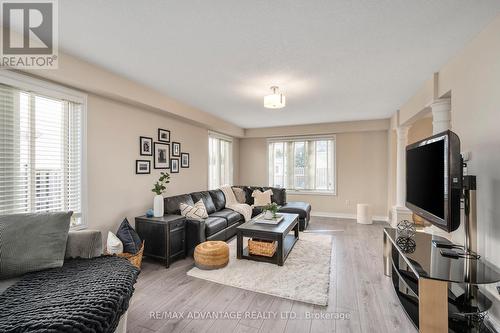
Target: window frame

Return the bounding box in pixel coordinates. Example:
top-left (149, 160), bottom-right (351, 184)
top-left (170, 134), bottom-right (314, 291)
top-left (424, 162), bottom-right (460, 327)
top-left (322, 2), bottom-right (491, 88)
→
top-left (208, 130), bottom-right (233, 189)
top-left (267, 135), bottom-right (337, 196)
top-left (0, 71), bottom-right (88, 229)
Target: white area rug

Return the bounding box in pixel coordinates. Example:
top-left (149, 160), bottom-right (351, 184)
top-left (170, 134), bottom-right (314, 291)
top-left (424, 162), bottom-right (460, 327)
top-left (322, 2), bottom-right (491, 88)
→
top-left (187, 233), bottom-right (333, 306)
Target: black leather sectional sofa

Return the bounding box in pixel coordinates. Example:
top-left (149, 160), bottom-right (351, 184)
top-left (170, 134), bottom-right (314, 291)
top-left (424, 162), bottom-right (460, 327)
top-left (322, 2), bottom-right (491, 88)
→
top-left (163, 186), bottom-right (311, 254)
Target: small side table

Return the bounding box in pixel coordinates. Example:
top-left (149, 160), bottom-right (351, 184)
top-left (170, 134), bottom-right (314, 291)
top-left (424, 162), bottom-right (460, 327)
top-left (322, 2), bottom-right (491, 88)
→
top-left (135, 215), bottom-right (186, 268)
top-left (357, 203), bottom-right (373, 224)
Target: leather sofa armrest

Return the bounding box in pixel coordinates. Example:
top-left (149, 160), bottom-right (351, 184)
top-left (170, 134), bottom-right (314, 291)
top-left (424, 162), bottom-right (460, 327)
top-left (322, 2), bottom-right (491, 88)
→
top-left (65, 230), bottom-right (103, 259)
top-left (185, 219), bottom-right (206, 256)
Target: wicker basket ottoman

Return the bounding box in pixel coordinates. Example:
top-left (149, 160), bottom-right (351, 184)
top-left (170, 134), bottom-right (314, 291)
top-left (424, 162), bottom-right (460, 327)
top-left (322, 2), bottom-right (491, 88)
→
top-left (194, 241), bottom-right (229, 270)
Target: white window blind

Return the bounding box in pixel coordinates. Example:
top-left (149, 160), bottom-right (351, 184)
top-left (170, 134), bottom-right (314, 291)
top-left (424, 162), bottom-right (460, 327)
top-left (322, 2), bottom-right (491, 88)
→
top-left (268, 136), bottom-right (336, 194)
top-left (208, 132), bottom-right (233, 189)
top-left (0, 81), bottom-right (85, 227)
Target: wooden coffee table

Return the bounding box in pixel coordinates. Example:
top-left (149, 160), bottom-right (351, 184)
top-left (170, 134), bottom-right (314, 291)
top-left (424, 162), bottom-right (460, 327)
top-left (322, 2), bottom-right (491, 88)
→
top-left (236, 213), bottom-right (299, 266)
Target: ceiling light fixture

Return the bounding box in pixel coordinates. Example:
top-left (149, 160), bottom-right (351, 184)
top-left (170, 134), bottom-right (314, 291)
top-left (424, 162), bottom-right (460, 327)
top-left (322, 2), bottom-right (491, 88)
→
top-left (264, 86), bottom-right (286, 109)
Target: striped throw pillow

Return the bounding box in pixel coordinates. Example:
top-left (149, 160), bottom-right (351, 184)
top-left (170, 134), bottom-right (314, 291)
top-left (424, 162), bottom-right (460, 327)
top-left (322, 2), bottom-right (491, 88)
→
top-left (180, 199), bottom-right (208, 219)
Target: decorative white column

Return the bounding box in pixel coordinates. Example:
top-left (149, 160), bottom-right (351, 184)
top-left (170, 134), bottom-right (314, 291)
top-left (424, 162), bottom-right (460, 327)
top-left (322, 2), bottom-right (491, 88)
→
top-left (427, 98), bottom-right (454, 239)
top-left (431, 98), bottom-right (451, 134)
top-left (392, 126), bottom-right (413, 227)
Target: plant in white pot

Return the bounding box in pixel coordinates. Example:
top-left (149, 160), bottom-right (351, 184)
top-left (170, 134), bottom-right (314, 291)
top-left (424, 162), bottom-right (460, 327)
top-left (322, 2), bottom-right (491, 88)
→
top-left (263, 202), bottom-right (279, 220)
top-left (152, 172), bottom-right (170, 217)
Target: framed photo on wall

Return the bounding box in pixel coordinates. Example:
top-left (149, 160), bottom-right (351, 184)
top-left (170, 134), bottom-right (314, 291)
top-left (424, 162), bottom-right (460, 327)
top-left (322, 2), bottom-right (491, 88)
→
top-left (181, 153), bottom-right (190, 168)
top-left (154, 142), bottom-right (170, 169)
top-left (158, 128), bottom-right (170, 143)
top-left (139, 136), bottom-right (153, 156)
top-left (136, 160), bottom-right (151, 174)
top-left (172, 142), bottom-right (181, 157)
top-left (171, 159), bottom-right (179, 173)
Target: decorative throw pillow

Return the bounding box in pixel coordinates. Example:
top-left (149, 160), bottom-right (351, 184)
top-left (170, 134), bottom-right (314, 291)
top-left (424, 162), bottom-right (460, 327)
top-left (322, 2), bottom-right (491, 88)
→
top-left (0, 212), bottom-right (72, 279)
top-left (107, 231), bottom-right (123, 254)
top-left (232, 187), bottom-right (247, 204)
top-left (252, 189), bottom-right (273, 207)
top-left (116, 218), bottom-right (142, 254)
top-left (180, 199), bottom-right (208, 219)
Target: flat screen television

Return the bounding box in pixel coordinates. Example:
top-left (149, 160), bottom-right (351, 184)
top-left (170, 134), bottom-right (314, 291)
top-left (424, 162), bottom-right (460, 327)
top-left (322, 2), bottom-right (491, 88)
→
top-left (406, 130), bottom-right (462, 232)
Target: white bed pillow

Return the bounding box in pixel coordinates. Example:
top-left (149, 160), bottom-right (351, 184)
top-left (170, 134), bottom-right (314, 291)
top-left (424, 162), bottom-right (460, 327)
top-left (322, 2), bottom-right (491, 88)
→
top-left (180, 199), bottom-right (208, 219)
top-left (252, 189), bottom-right (272, 207)
top-left (107, 231), bottom-right (123, 254)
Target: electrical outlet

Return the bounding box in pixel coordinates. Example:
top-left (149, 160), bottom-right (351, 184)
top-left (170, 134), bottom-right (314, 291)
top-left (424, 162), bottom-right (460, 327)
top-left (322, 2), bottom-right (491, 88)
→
top-left (461, 151), bottom-right (471, 162)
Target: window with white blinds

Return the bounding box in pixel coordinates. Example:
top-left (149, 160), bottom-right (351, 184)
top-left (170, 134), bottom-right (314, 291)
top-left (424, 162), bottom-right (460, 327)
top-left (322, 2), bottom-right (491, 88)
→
top-left (0, 78), bottom-right (85, 227)
top-left (208, 132), bottom-right (233, 189)
top-left (268, 136), bottom-right (336, 194)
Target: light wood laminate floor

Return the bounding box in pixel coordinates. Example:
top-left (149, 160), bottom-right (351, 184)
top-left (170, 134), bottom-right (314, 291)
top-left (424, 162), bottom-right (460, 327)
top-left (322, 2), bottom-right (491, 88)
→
top-left (127, 217), bottom-right (416, 333)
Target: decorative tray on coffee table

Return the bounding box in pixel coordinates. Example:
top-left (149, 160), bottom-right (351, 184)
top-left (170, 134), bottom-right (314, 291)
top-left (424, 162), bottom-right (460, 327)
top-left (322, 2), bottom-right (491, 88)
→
top-left (254, 213), bottom-right (284, 225)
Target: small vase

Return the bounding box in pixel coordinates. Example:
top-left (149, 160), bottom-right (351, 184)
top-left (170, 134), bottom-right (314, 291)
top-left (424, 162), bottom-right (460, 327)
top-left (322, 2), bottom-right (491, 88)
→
top-left (153, 194), bottom-right (164, 217)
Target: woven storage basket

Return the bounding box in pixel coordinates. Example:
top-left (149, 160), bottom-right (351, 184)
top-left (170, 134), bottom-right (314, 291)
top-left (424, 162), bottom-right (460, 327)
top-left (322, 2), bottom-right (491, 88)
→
top-left (107, 241), bottom-right (144, 269)
top-left (248, 239), bottom-right (277, 257)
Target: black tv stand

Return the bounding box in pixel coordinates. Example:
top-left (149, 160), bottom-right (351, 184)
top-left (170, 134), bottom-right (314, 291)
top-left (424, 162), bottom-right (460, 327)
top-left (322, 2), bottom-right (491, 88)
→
top-left (383, 228), bottom-right (500, 332)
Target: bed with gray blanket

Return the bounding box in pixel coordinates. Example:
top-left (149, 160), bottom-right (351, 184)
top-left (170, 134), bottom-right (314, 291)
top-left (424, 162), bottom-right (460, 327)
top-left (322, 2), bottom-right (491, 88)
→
top-left (0, 255), bottom-right (139, 333)
top-left (0, 213), bottom-right (138, 333)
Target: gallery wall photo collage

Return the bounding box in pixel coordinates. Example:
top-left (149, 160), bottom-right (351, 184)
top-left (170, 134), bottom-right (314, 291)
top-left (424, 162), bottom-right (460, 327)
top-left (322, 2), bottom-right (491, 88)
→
top-left (136, 128), bottom-right (190, 175)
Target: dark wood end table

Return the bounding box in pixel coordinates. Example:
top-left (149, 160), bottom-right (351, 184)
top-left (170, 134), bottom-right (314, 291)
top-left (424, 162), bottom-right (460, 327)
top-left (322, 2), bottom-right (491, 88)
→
top-left (135, 215), bottom-right (186, 268)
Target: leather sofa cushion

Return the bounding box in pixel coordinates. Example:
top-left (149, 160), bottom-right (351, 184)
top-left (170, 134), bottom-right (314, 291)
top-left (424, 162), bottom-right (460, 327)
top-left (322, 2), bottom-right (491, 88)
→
top-left (204, 216), bottom-right (228, 236)
top-left (262, 187), bottom-right (287, 206)
top-left (210, 209), bottom-right (242, 226)
top-left (165, 194), bottom-right (194, 215)
top-left (190, 191), bottom-right (216, 214)
top-left (209, 189), bottom-right (226, 211)
top-left (237, 186), bottom-right (286, 206)
top-left (279, 201), bottom-right (311, 219)
top-left (251, 206), bottom-right (263, 217)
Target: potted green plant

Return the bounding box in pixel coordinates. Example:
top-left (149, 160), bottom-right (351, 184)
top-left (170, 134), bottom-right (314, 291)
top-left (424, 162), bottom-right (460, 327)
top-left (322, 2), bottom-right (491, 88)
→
top-left (263, 202), bottom-right (279, 219)
top-left (152, 172), bottom-right (170, 217)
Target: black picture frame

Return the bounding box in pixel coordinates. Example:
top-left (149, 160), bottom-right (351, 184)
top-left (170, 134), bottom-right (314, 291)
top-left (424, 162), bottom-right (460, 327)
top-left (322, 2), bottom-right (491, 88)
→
top-left (136, 160), bottom-right (151, 174)
top-left (154, 142), bottom-right (170, 169)
top-left (171, 159), bottom-right (179, 173)
top-left (158, 128), bottom-right (170, 143)
top-left (172, 142), bottom-right (181, 157)
top-left (139, 136), bottom-right (153, 156)
top-left (181, 152), bottom-right (190, 168)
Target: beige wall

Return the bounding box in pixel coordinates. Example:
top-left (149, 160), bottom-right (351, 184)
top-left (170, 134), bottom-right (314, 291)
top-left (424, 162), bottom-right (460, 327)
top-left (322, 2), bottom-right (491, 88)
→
top-left (398, 13), bottom-right (500, 262)
top-left (86, 94), bottom-right (219, 236)
top-left (16, 51), bottom-right (245, 238)
top-left (244, 119), bottom-right (389, 138)
top-left (386, 128), bottom-right (397, 216)
top-left (438, 15), bottom-right (500, 267)
top-left (239, 131), bottom-right (389, 218)
top-left (25, 51), bottom-right (244, 138)
top-left (396, 13), bottom-right (500, 322)
top-left (408, 117), bottom-right (432, 144)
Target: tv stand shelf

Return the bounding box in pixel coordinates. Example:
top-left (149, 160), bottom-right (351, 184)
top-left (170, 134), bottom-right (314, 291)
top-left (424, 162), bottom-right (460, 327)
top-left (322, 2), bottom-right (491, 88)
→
top-left (383, 228), bottom-right (500, 332)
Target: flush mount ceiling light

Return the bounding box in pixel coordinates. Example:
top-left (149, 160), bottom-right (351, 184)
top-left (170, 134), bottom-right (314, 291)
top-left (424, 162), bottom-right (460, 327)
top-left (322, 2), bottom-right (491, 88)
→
top-left (264, 86), bottom-right (286, 109)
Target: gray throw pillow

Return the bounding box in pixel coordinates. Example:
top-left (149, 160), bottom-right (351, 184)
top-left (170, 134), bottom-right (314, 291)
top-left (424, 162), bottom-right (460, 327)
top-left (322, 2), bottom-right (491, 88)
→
top-left (232, 187), bottom-right (247, 204)
top-left (0, 212), bottom-right (72, 279)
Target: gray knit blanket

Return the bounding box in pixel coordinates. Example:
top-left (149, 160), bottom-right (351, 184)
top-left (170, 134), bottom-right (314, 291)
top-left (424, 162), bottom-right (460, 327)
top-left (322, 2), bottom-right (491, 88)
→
top-left (0, 256), bottom-right (139, 333)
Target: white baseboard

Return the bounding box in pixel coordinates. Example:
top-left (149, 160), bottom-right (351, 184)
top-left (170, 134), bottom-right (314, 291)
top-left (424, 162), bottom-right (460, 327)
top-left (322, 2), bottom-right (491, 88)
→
top-left (311, 211), bottom-right (389, 223)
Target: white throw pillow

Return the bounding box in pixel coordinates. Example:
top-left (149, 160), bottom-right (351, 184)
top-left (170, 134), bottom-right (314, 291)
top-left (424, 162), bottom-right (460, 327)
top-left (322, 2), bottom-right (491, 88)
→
top-left (107, 231), bottom-right (123, 254)
top-left (180, 199), bottom-right (208, 219)
top-left (252, 189), bottom-right (272, 207)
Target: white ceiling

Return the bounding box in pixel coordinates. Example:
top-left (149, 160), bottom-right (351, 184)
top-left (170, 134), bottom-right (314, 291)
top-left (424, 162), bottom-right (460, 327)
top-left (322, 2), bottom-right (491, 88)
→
top-left (58, 1), bottom-right (500, 128)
